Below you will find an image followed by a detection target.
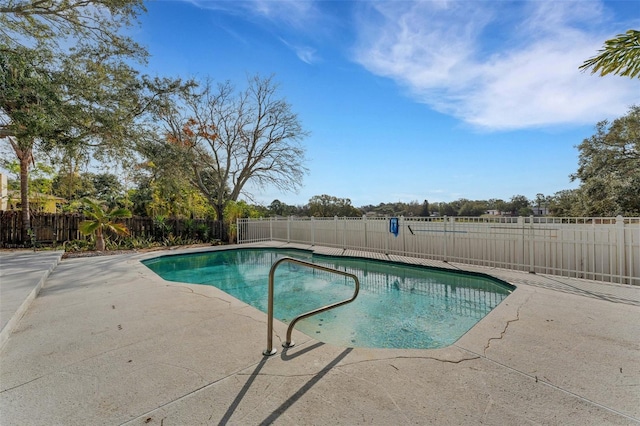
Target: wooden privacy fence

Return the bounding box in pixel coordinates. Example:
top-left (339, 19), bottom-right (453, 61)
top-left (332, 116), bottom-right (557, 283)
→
top-left (0, 211), bottom-right (224, 247)
top-left (237, 215), bottom-right (640, 286)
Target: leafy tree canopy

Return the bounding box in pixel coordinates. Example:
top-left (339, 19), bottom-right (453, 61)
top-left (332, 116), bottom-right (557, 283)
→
top-left (0, 0), bottom-right (147, 58)
top-left (1, 1), bottom-right (186, 238)
top-left (1, 0), bottom-right (149, 237)
top-left (571, 105), bottom-right (640, 215)
top-left (308, 194), bottom-right (362, 217)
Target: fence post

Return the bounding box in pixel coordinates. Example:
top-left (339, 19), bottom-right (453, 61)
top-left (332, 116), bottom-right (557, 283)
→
top-left (334, 216), bottom-right (338, 247)
top-left (269, 217), bottom-right (273, 241)
top-left (384, 217), bottom-right (389, 255)
top-left (363, 215), bottom-right (368, 248)
top-left (529, 215), bottom-right (535, 273)
top-left (518, 216), bottom-right (525, 271)
top-left (400, 215), bottom-right (406, 256)
top-left (311, 217), bottom-right (315, 246)
top-left (616, 215), bottom-right (626, 283)
top-left (287, 216), bottom-right (291, 243)
top-left (343, 217), bottom-right (347, 249)
top-left (443, 216), bottom-right (448, 262)
top-left (450, 216), bottom-right (456, 260)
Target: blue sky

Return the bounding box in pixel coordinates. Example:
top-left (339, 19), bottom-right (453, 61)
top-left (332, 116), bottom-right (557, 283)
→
top-left (136, 0), bottom-right (639, 208)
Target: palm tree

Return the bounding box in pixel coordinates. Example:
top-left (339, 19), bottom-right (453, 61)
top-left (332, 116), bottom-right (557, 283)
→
top-left (580, 29), bottom-right (640, 79)
top-left (79, 198), bottom-right (131, 251)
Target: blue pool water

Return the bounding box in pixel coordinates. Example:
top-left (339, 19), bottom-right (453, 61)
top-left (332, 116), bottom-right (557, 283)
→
top-left (142, 248), bottom-right (513, 349)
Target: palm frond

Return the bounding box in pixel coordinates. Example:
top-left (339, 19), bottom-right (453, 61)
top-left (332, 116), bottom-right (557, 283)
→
top-left (580, 30), bottom-right (640, 79)
top-left (79, 220), bottom-right (100, 235)
top-left (107, 222), bottom-right (130, 237)
top-left (81, 198), bottom-right (106, 220)
top-left (109, 208), bottom-right (133, 219)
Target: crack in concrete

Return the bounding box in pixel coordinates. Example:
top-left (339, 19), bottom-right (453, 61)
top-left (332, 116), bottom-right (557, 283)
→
top-left (341, 354), bottom-right (481, 367)
top-left (239, 353), bottom-right (481, 381)
top-left (156, 361), bottom-right (208, 384)
top-left (164, 284), bottom-right (215, 299)
top-left (409, 353), bottom-right (480, 364)
top-left (457, 344), bottom-right (640, 424)
top-left (483, 312), bottom-right (520, 355)
top-left (483, 294), bottom-right (533, 355)
top-left (0, 374), bottom-right (48, 393)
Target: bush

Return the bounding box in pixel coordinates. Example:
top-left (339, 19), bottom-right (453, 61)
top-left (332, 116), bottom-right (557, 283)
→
top-left (64, 239), bottom-right (96, 252)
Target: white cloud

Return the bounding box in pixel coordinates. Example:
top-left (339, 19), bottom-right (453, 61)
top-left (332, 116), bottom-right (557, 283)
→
top-left (186, 0), bottom-right (321, 31)
top-left (279, 38), bottom-right (319, 64)
top-left (353, 1), bottom-right (639, 131)
top-left (293, 45), bottom-right (319, 64)
top-left (185, 0), bottom-right (326, 64)
top-left (252, 0), bottom-right (318, 29)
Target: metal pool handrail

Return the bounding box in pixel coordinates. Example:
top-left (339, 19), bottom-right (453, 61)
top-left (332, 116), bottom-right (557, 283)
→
top-left (263, 257), bottom-right (360, 356)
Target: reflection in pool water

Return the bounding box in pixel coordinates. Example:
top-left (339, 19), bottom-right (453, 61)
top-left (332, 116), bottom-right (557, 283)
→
top-left (142, 248), bottom-right (513, 349)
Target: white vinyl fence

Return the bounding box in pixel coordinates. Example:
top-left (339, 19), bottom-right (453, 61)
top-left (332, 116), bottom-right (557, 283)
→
top-left (237, 216), bottom-right (640, 285)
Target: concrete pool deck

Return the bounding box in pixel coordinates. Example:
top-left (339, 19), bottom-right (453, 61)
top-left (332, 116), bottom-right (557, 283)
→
top-left (1, 243), bottom-right (639, 425)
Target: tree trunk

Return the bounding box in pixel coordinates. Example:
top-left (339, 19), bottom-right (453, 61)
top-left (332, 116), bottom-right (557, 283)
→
top-left (95, 229), bottom-right (105, 251)
top-left (18, 147), bottom-right (32, 243)
top-left (7, 136), bottom-right (34, 244)
top-left (213, 203), bottom-right (228, 242)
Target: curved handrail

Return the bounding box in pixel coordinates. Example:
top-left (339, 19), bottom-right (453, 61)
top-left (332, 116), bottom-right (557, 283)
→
top-left (263, 257), bottom-right (360, 356)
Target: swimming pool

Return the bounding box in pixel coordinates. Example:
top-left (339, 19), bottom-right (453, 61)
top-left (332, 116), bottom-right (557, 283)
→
top-left (142, 248), bottom-right (514, 349)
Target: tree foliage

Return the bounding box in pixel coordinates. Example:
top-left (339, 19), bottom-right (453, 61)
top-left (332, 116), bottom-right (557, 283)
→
top-left (0, 0), bottom-right (151, 238)
top-left (360, 197), bottom-right (535, 218)
top-left (268, 199), bottom-right (300, 216)
top-left (0, 0), bottom-right (146, 57)
top-left (131, 132), bottom-right (217, 218)
top-left (0, 0), bottom-right (150, 149)
top-left (51, 171), bottom-right (126, 209)
top-left (308, 194), bottom-right (361, 217)
top-left (508, 195), bottom-right (532, 216)
top-left (0, 48), bottom-right (59, 234)
top-left (580, 29), bottom-right (640, 79)
top-left (546, 190), bottom-right (581, 217)
top-left (571, 105), bottom-right (640, 215)
top-left (78, 198), bottom-right (131, 251)
top-left (458, 200), bottom-right (487, 217)
top-left (360, 200), bottom-right (425, 217)
top-left (52, 171), bottom-right (95, 201)
top-left (224, 200), bottom-right (261, 243)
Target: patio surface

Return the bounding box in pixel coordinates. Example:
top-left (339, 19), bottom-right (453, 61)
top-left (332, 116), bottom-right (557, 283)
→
top-left (1, 243), bottom-right (639, 425)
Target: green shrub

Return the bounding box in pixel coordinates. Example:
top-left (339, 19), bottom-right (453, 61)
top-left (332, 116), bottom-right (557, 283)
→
top-left (64, 239), bottom-right (95, 252)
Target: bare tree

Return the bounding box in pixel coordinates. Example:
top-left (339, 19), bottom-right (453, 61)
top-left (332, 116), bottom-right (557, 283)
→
top-left (159, 74), bottom-right (308, 226)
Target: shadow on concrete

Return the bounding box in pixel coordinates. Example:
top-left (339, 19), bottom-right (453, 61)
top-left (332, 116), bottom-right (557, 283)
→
top-left (510, 275), bottom-right (640, 306)
top-left (219, 356), bottom-right (269, 425)
top-left (280, 341), bottom-right (326, 361)
top-left (258, 348), bottom-right (352, 426)
top-left (219, 347), bottom-right (352, 425)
